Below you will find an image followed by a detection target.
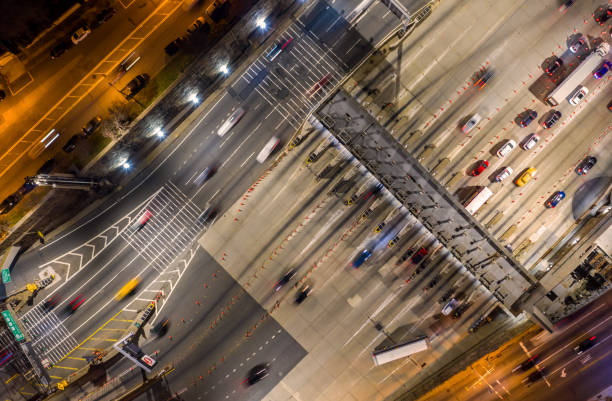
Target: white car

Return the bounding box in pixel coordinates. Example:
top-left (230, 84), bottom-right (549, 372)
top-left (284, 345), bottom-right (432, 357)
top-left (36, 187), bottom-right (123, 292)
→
top-left (496, 139), bottom-right (517, 158)
top-left (495, 167), bottom-right (513, 182)
top-left (521, 133), bottom-right (539, 150)
top-left (256, 137), bottom-right (280, 163)
top-left (462, 113), bottom-right (482, 133)
top-left (568, 86), bottom-right (588, 106)
top-left (442, 299), bottom-right (459, 316)
top-left (71, 25), bottom-right (91, 45)
top-left (217, 108), bottom-right (245, 136)
top-left (569, 37), bottom-right (586, 53)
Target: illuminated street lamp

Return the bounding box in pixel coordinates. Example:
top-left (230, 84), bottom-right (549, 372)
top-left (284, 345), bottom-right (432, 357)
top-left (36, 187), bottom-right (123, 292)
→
top-left (219, 63), bottom-right (230, 75)
top-left (188, 92), bottom-right (200, 104)
top-left (122, 161), bottom-right (131, 170)
top-left (153, 127), bottom-right (164, 138)
top-left (256, 17), bottom-right (267, 30)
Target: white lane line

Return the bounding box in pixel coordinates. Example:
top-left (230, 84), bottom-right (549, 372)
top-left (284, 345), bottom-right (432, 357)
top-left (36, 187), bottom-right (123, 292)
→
top-left (240, 152), bottom-right (255, 168)
top-left (298, 210), bottom-right (344, 257)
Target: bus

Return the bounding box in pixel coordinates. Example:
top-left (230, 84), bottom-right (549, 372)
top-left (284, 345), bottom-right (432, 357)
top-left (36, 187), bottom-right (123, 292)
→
top-left (545, 52), bottom-right (604, 106)
top-left (372, 336), bottom-right (430, 366)
top-left (463, 187), bottom-right (493, 215)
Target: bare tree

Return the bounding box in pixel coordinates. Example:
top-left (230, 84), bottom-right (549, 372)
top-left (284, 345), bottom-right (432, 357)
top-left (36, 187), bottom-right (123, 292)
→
top-left (101, 102), bottom-right (137, 140)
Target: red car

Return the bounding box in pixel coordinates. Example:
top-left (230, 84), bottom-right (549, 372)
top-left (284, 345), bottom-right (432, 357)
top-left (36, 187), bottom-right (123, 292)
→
top-left (132, 210), bottom-right (153, 231)
top-left (307, 73), bottom-right (331, 98)
top-left (470, 160), bottom-right (489, 176)
top-left (65, 294), bottom-right (86, 313)
top-left (411, 247), bottom-right (428, 264)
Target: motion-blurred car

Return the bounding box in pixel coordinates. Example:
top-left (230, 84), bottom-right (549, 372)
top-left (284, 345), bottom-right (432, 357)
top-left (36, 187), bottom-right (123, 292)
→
top-left (65, 294), bottom-right (86, 313)
top-left (521, 133), bottom-right (540, 150)
top-left (71, 25), bottom-right (91, 44)
top-left (115, 277), bottom-right (141, 301)
top-left (496, 140), bottom-right (516, 158)
top-left (524, 370), bottom-right (545, 385)
top-left (256, 137), bottom-right (280, 163)
top-left (245, 364), bottom-right (269, 386)
top-left (545, 191), bottom-right (565, 208)
top-left (545, 58), bottom-right (563, 75)
top-left (131, 210), bottom-right (153, 231)
top-left (574, 336), bottom-right (597, 354)
top-left (43, 294), bottom-right (61, 312)
top-left (513, 355), bottom-right (540, 372)
top-left (518, 110), bottom-right (537, 127)
top-left (82, 116), bottom-right (102, 136)
top-left (495, 167), bottom-right (513, 182)
top-left (307, 73), bottom-right (331, 98)
top-left (0, 195), bottom-right (21, 215)
top-left (37, 159), bottom-right (56, 175)
top-left (273, 269), bottom-right (296, 292)
top-left (193, 165), bottom-right (216, 186)
top-left (217, 108), bottom-right (245, 136)
top-left (352, 249), bottom-right (372, 268)
top-left (266, 37), bottom-right (293, 61)
top-left (411, 247), bottom-right (428, 264)
top-left (470, 160), bottom-right (489, 176)
top-left (593, 61), bottom-right (611, 79)
top-left (568, 86), bottom-right (588, 106)
top-left (165, 37), bottom-right (186, 56)
top-left (594, 6), bottom-right (612, 25)
top-left (474, 69), bottom-right (494, 90)
top-left (515, 167), bottom-right (537, 187)
top-left (92, 7), bottom-right (116, 28)
top-left (541, 110), bottom-right (561, 129)
top-left (576, 156), bottom-right (597, 175)
top-left (197, 203), bottom-right (217, 224)
top-left (569, 37), bottom-right (586, 53)
top-left (462, 113), bottom-right (481, 134)
top-left (151, 317), bottom-right (169, 336)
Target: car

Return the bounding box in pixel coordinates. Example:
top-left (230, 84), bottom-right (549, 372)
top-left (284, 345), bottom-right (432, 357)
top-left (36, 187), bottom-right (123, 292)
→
top-left (50, 41), bottom-right (72, 59)
top-left (594, 6), bottom-right (612, 25)
top-left (256, 137), bottom-right (280, 163)
top-left (266, 37), bottom-right (293, 61)
top-left (62, 135), bottom-right (80, 153)
top-left (0, 195), bottom-right (21, 214)
top-left (609, 99), bottom-right (612, 112)
top-left (198, 203), bottom-right (218, 224)
top-left (518, 110), bottom-right (537, 127)
top-left (545, 191), bottom-right (565, 208)
top-left (115, 277), bottom-right (141, 301)
top-left (396, 248), bottom-right (415, 265)
top-left (523, 370), bottom-right (546, 385)
top-left (151, 317), bottom-right (169, 336)
top-left (574, 336), bottom-right (597, 354)
top-left (470, 160), bottom-right (489, 176)
top-left (541, 110), bottom-right (561, 129)
top-left (125, 74), bottom-right (147, 97)
top-left (192, 165), bottom-right (216, 186)
top-left (37, 159), bottom-right (56, 175)
top-left (65, 294), bottom-right (86, 313)
top-left (294, 283), bottom-right (312, 305)
top-left (568, 86), bottom-right (588, 106)
top-left (441, 299), bottom-right (459, 316)
top-left (593, 60), bottom-right (611, 79)
top-left (16, 181), bottom-right (36, 196)
top-left (411, 247), bottom-right (428, 264)
top-left (545, 58), bottom-right (563, 75)
top-left (558, 0), bottom-right (575, 14)
top-left (165, 37), bottom-right (185, 56)
top-left (496, 139), bottom-right (516, 158)
top-left (92, 7), bottom-right (116, 28)
top-left (217, 108), bottom-right (245, 136)
top-left (43, 294), bottom-right (61, 312)
top-left (569, 37), bottom-right (586, 53)
top-left (474, 69), bottom-right (494, 90)
top-left (515, 167), bottom-right (537, 187)
top-left (462, 113), bottom-right (482, 134)
top-left (132, 210), bottom-right (153, 231)
top-left (576, 156), bottom-right (597, 175)
top-left (307, 73), bottom-right (331, 98)
top-left (273, 269), bottom-right (297, 292)
top-left (82, 116), bottom-right (102, 136)
top-left (245, 363), bottom-right (269, 386)
top-left (495, 167), bottom-right (513, 182)
top-left (512, 355), bottom-right (540, 372)
top-left (521, 133), bottom-right (540, 150)
top-left (187, 17), bottom-right (208, 35)
top-left (451, 303), bottom-right (471, 319)
top-left (71, 25), bottom-right (91, 45)
top-left (352, 249), bottom-right (372, 268)
top-left (0, 90), bottom-right (5, 101)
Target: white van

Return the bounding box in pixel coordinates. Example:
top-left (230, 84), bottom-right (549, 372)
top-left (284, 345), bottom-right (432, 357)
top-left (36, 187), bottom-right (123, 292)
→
top-left (256, 137), bottom-right (280, 163)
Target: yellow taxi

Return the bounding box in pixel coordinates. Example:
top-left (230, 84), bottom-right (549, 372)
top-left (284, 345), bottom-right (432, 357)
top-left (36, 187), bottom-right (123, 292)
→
top-left (115, 277), bottom-right (141, 301)
top-left (515, 167), bottom-right (536, 187)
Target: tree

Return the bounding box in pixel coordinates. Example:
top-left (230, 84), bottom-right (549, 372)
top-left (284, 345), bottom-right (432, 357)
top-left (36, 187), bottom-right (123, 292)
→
top-left (101, 102), bottom-right (136, 140)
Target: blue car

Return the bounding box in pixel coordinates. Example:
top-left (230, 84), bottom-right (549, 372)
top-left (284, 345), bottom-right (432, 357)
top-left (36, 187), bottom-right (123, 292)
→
top-left (352, 249), bottom-right (372, 268)
top-left (545, 191), bottom-right (565, 208)
top-left (593, 61), bottom-right (611, 79)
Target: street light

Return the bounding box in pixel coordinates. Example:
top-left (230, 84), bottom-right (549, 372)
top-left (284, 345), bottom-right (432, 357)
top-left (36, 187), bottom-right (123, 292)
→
top-left (256, 17), bottom-right (267, 30)
top-left (219, 63), bottom-right (230, 75)
top-left (188, 92), bottom-right (200, 104)
top-left (153, 127), bottom-right (164, 138)
top-left (122, 161), bottom-right (131, 170)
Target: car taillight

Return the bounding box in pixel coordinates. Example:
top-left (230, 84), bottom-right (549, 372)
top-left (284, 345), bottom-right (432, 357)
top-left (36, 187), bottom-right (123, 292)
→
top-left (590, 336), bottom-right (596, 340)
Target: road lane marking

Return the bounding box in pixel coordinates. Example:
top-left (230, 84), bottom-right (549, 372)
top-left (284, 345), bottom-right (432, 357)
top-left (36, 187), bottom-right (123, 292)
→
top-left (240, 152), bottom-right (255, 168)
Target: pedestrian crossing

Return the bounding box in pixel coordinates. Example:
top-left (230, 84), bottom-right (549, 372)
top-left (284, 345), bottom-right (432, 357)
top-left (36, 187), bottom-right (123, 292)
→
top-left (121, 181), bottom-right (208, 273)
top-left (231, 23), bottom-right (345, 129)
top-left (20, 307), bottom-right (79, 366)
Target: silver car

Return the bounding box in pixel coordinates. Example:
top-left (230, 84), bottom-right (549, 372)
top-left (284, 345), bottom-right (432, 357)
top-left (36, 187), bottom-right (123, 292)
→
top-left (462, 113), bottom-right (482, 133)
top-left (521, 133), bottom-right (540, 150)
